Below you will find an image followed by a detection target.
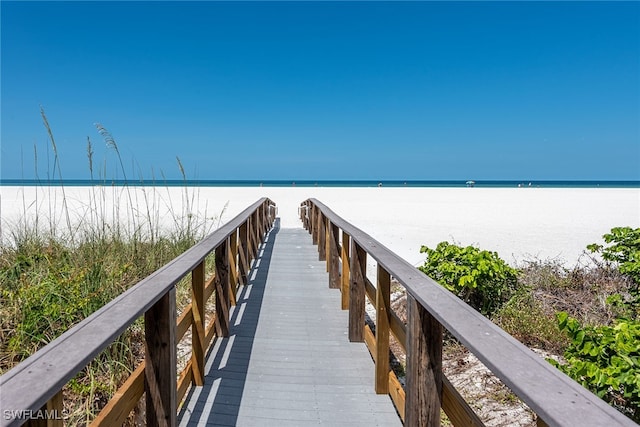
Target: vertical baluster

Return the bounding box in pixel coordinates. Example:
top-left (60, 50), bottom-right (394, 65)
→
top-left (375, 266), bottom-right (391, 394)
top-left (191, 261), bottom-right (205, 386)
top-left (325, 217), bottom-right (330, 272)
top-left (318, 212), bottom-right (326, 261)
top-left (349, 241), bottom-right (366, 342)
top-left (229, 230), bottom-right (239, 306)
top-left (215, 240), bottom-right (230, 338)
top-left (311, 204), bottom-right (318, 243)
top-left (405, 294), bottom-right (442, 427)
top-left (329, 222), bottom-right (340, 289)
top-left (239, 221), bottom-right (249, 286)
top-left (341, 231), bottom-right (351, 310)
top-left (25, 390), bottom-right (64, 427)
top-left (145, 288), bottom-right (177, 427)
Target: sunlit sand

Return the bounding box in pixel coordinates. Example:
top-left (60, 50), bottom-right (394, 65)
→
top-left (1, 185), bottom-right (638, 267)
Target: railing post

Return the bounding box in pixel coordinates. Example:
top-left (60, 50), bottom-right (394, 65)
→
top-left (262, 202), bottom-right (268, 235)
top-left (300, 203), bottom-right (308, 230)
top-left (329, 222), bottom-right (340, 289)
top-left (375, 266), bottom-right (391, 394)
top-left (325, 217), bottom-right (330, 272)
top-left (25, 390), bottom-right (63, 427)
top-left (229, 229), bottom-right (238, 306)
top-left (191, 261), bottom-right (205, 386)
top-left (349, 241), bottom-right (366, 342)
top-left (252, 211), bottom-right (259, 260)
top-left (405, 294), bottom-right (443, 427)
top-left (239, 220), bottom-right (249, 286)
top-left (215, 239), bottom-right (230, 338)
top-left (341, 231), bottom-right (351, 310)
top-left (258, 203), bottom-right (265, 237)
top-left (145, 288), bottom-right (177, 427)
top-left (318, 212), bottom-right (326, 261)
top-left (248, 213), bottom-right (254, 262)
top-left (311, 204), bottom-right (318, 243)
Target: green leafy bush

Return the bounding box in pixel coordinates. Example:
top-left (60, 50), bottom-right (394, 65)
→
top-left (551, 312), bottom-right (640, 421)
top-left (588, 227), bottom-right (640, 315)
top-left (588, 227), bottom-right (640, 283)
top-left (418, 242), bottom-right (518, 316)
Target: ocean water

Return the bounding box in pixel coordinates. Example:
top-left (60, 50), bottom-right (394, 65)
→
top-left (1, 179), bottom-right (639, 188)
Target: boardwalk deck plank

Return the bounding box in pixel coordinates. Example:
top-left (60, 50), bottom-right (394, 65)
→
top-left (178, 224), bottom-right (402, 426)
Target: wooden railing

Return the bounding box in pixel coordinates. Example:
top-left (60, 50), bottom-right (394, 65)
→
top-left (300, 198), bottom-right (635, 427)
top-left (0, 198), bottom-right (277, 427)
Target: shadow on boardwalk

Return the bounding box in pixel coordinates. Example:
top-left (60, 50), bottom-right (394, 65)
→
top-left (178, 219), bottom-right (280, 426)
top-left (178, 221), bottom-right (401, 427)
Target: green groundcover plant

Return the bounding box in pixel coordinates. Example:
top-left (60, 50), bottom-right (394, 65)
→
top-left (551, 312), bottom-right (640, 421)
top-left (418, 241), bottom-right (518, 316)
top-left (550, 227), bottom-right (640, 422)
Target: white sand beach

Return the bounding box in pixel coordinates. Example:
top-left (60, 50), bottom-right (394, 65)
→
top-left (1, 185), bottom-right (639, 267)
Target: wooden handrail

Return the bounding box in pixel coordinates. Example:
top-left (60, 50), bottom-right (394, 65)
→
top-left (300, 198), bottom-right (635, 427)
top-left (0, 198), bottom-right (276, 427)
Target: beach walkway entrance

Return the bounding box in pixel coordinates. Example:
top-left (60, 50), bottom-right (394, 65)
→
top-left (177, 224), bottom-right (401, 426)
top-left (0, 198), bottom-right (633, 427)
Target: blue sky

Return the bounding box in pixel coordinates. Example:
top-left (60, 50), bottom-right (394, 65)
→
top-left (2, 1), bottom-right (639, 181)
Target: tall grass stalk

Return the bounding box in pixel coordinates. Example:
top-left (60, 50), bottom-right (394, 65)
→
top-left (41, 107), bottom-right (73, 241)
top-left (1, 119), bottom-right (222, 425)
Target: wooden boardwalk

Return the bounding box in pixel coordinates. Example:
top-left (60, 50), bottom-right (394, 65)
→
top-left (178, 221), bottom-right (402, 426)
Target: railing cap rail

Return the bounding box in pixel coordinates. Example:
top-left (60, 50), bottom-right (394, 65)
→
top-left (0, 198), bottom-right (275, 427)
top-left (304, 198), bottom-right (635, 427)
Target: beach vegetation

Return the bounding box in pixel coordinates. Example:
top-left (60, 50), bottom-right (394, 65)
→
top-left (546, 227), bottom-right (640, 422)
top-left (0, 111), bottom-right (220, 424)
top-left (587, 226), bottom-right (640, 315)
top-left (418, 231), bottom-right (640, 422)
top-left (550, 313), bottom-right (640, 421)
top-left (418, 241), bottom-right (518, 316)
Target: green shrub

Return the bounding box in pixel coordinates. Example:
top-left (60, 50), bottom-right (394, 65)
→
top-left (588, 227), bottom-right (640, 316)
top-left (418, 242), bottom-right (518, 316)
top-left (551, 312), bottom-right (640, 422)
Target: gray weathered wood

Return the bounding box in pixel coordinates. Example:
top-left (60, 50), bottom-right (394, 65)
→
top-left (304, 198), bottom-right (635, 427)
top-left (178, 228), bottom-right (402, 427)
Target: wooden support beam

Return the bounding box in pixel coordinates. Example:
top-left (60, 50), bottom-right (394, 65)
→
top-left (349, 241), bottom-right (366, 342)
top-left (229, 230), bottom-right (239, 306)
top-left (25, 389), bottom-right (64, 427)
top-left (144, 288), bottom-right (177, 427)
top-left (92, 364), bottom-right (144, 427)
top-left (405, 294), bottom-right (442, 427)
top-left (375, 265), bottom-right (391, 394)
top-left (325, 217), bottom-right (330, 272)
top-left (442, 376), bottom-right (485, 427)
top-left (239, 221), bottom-right (249, 286)
top-left (329, 222), bottom-right (340, 289)
top-left (341, 232), bottom-right (351, 310)
top-left (252, 211), bottom-right (260, 259)
top-left (191, 260), bottom-right (205, 386)
top-left (215, 240), bottom-right (230, 338)
top-left (311, 204), bottom-right (318, 243)
top-left (318, 212), bottom-right (326, 261)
